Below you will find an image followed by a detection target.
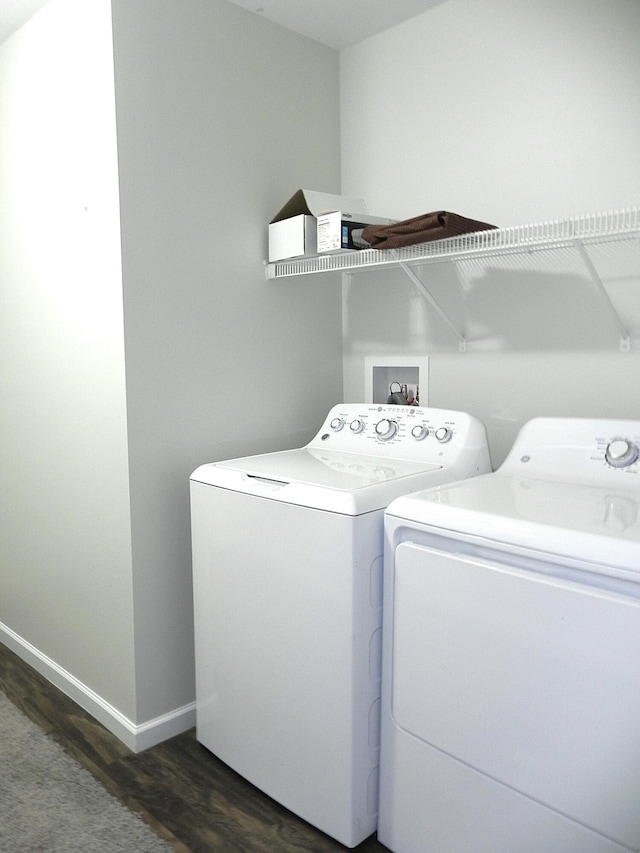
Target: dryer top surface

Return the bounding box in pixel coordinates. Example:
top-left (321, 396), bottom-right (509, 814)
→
top-left (386, 417), bottom-right (640, 573)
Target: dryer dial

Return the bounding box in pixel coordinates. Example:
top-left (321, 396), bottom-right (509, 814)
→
top-left (605, 439), bottom-right (639, 468)
top-left (375, 418), bottom-right (398, 441)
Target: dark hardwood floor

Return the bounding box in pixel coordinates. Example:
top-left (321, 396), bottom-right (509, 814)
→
top-left (0, 643), bottom-right (390, 853)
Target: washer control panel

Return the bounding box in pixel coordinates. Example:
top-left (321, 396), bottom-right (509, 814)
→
top-left (310, 404), bottom-right (490, 464)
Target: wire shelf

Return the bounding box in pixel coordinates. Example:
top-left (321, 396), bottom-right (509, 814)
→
top-left (265, 206), bottom-right (640, 279)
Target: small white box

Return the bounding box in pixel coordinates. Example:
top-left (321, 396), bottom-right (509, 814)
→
top-left (268, 214), bottom-right (318, 262)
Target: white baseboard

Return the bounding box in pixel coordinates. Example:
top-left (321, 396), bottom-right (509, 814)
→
top-left (0, 622), bottom-right (196, 753)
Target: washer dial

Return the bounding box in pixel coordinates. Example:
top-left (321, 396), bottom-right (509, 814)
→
top-left (375, 418), bottom-right (398, 441)
top-left (349, 419), bottom-right (365, 434)
top-left (411, 425), bottom-right (429, 441)
top-left (605, 438), bottom-right (639, 468)
top-left (435, 427), bottom-right (453, 443)
top-left (330, 417), bottom-right (345, 432)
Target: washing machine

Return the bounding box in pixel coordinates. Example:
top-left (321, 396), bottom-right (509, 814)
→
top-left (190, 403), bottom-right (491, 848)
top-left (380, 416), bottom-right (640, 853)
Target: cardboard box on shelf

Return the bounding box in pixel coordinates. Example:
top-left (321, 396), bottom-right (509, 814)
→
top-left (316, 211), bottom-right (396, 254)
top-left (269, 189), bottom-right (366, 262)
top-left (268, 213), bottom-right (318, 263)
top-left (268, 189), bottom-right (394, 261)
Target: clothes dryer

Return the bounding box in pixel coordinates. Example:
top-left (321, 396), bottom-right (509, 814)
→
top-left (190, 403), bottom-right (490, 848)
top-left (380, 417), bottom-right (640, 853)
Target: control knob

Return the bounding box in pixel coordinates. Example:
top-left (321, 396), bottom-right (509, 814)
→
top-left (349, 419), bottom-right (365, 434)
top-left (330, 417), bottom-right (345, 432)
top-left (605, 438), bottom-right (639, 469)
top-left (411, 425), bottom-right (429, 441)
top-left (435, 427), bottom-right (453, 443)
top-left (375, 418), bottom-right (398, 441)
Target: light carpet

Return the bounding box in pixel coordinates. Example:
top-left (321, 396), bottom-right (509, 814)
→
top-left (0, 690), bottom-right (174, 852)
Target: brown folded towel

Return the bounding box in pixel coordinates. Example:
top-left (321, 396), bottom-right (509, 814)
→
top-left (361, 211), bottom-right (498, 250)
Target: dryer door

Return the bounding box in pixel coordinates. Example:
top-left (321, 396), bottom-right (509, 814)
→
top-left (391, 541), bottom-right (640, 851)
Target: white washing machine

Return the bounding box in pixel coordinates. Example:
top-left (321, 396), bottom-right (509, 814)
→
top-left (380, 417), bottom-right (640, 853)
top-left (190, 403), bottom-right (491, 848)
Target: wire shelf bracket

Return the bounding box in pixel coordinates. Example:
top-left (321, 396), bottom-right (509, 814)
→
top-left (573, 239), bottom-right (631, 352)
top-left (398, 261), bottom-right (467, 352)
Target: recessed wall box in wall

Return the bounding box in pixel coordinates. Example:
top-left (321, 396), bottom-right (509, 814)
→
top-left (365, 356), bottom-right (430, 406)
top-left (268, 189), bottom-right (367, 262)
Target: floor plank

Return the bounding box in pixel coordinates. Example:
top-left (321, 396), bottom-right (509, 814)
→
top-left (0, 643), bottom-right (389, 852)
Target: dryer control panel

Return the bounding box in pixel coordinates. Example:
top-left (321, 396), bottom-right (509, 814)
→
top-left (310, 404), bottom-right (491, 468)
top-left (500, 417), bottom-right (640, 485)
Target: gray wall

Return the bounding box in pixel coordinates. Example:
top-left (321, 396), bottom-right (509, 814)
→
top-left (0, 0), bottom-right (343, 745)
top-left (0, 0), bottom-right (137, 718)
top-left (340, 0), bottom-right (640, 466)
top-left (111, 0), bottom-right (343, 729)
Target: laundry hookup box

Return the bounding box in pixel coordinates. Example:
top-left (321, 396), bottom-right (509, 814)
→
top-left (268, 189), bottom-right (395, 261)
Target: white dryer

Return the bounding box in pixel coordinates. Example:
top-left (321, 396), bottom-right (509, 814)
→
top-left (380, 417), bottom-right (640, 853)
top-left (190, 403), bottom-right (491, 848)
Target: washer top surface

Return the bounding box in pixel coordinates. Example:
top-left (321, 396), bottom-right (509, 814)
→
top-left (191, 403), bottom-right (491, 515)
top-left (386, 417), bottom-right (640, 574)
top-left (212, 446), bottom-right (441, 491)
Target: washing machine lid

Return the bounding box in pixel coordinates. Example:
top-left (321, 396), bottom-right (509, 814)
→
top-left (387, 472), bottom-right (640, 575)
top-left (191, 447), bottom-right (443, 515)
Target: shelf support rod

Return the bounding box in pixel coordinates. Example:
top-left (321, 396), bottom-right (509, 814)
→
top-left (398, 261), bottom-right (467, 352)
top-left (573, 240), bottom-right (631, 352)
